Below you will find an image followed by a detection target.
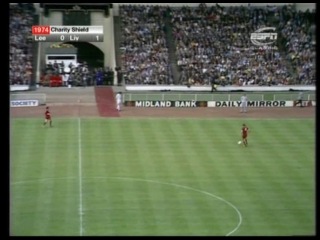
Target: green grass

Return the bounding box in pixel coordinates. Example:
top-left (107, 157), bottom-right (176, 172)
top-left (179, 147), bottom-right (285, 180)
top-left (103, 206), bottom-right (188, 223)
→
top-left (10, 118), bottom-right (315, 236)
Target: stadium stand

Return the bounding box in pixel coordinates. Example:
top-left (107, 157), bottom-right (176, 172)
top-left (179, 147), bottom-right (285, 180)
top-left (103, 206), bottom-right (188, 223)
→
top-left (10, 3), bottom-right (315, 87)
top-left (117, 4), bottom-right (315, 86)
top-left (9, 3), bottom-right (36, 86)
top-left (119, 5), bottom-right (174, 85)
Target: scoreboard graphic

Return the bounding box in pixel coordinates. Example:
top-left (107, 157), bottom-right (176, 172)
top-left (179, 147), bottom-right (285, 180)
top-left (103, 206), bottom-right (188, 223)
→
top-left (32, 25), bottom-right (104, 42)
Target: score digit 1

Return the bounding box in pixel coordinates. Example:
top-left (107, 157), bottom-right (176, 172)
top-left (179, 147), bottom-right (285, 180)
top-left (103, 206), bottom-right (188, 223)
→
top-left (32, 25), bottom-right (50, 35)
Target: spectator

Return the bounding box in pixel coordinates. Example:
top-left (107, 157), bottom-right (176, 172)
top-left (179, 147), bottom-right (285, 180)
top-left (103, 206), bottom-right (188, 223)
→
top-left (171, 4), bottom-right (294, 86)
top-left (279, 8), bottom-right (315, 85)
top-left (10, 3), bottom-right (35, 85)
top-left (119, 5), bottom-right (173, 85)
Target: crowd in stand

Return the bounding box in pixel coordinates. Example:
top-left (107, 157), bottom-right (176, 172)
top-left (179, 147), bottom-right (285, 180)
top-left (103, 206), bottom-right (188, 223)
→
top-left (171, 4), bottom-right (292, 86)
top-left (119, 5), bottom-right (173, 85)
top-left (9, 3), bottom-right (35, 85)
top-left (42, 61), bottom-right (91, 87)
top-left (42, 61), bottom-right (115, 87)
top-left (119, 4), bottom-right (315, 86)
top-left (277, 7), bottom-right (316, 85)
top-left (10, 4), bottom-right (315, 87)
top-left (40, 43), bottom-right (115, 87)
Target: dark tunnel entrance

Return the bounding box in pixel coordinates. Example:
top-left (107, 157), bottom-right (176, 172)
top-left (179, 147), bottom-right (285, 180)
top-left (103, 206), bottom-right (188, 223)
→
top-left (65, 42), bottom-right (104, 69)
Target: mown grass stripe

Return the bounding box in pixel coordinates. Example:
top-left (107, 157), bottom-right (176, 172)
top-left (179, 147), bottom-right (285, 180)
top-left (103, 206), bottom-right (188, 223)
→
top-left (174, 120), bottom-right (225, 235)
top-left (11, 118), bottom-right (315, 236)
top-left (81, 120), bottom-right (120, 235)
top-left (138, 120), bottom-right (189, 235)
top-left (247, 121), bottom-right (297, 234)
top-left (156, 120), bottom-right (196, 235)
top-left (134, 120), bottom-right (164, 235)
top-left (121, 120), bottom-right (157, 235)
top-left (11, 120), bottom-right (45, 235)
top-left (244, 120), bottom-right (315, 235)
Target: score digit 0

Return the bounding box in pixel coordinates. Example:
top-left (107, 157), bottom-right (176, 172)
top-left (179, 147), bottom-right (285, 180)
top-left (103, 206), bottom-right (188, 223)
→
top-left (60, 35), bottom-right (65, 41)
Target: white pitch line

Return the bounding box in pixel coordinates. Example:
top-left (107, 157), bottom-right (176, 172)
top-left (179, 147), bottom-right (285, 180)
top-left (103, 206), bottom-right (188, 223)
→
top-left (11, 177), bottom-right (76, 185)
top-left (11, 176), bottom-right (242, 236)
top-left (88, 176), bottom-right (243, 236)
top-left (78, 117), bottom-right (84, 236)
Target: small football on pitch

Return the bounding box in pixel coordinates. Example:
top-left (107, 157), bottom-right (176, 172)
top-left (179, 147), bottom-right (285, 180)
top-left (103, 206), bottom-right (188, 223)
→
top-left (238, 141), bottom-right (242, 144)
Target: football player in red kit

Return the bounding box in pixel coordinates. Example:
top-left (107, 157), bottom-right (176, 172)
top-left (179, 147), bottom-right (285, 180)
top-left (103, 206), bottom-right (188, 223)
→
top-left (43, 106), bottom-right (52, 127)
top-left (241, 123), bottom-right (249, 146)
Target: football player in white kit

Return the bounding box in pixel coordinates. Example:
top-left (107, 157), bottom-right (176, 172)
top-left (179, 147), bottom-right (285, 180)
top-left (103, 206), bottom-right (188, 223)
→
top-left (115, 92), bottom-right (122, 111)
top-left (240, 93), bottom-right (248, 113)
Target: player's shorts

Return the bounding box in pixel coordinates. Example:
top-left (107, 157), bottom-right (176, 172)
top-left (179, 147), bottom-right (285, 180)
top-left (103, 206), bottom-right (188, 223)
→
top-left (241, 102), bottom-right (247, 107)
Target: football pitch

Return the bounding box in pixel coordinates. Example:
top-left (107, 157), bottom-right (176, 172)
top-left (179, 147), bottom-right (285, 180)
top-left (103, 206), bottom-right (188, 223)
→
top-left (10, 117), bottom-right (315, 236)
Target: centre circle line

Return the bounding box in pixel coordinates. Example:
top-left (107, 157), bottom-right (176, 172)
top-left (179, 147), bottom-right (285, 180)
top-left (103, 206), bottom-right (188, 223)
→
top-left (11, 176), bottom-right (243, 236)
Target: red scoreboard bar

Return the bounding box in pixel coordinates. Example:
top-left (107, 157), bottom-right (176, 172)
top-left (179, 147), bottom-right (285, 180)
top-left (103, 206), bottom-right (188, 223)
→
top-left (32, 25), bottom-right (51, 35)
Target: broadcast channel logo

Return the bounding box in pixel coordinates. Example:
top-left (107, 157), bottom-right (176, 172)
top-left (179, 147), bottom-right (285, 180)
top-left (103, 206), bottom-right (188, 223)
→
top-left (250, 27), bottom-right (278, 46)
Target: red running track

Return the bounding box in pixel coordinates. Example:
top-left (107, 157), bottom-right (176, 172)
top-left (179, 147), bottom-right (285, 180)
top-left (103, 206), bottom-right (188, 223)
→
top-left (94, 86), bottom-right (120, 117)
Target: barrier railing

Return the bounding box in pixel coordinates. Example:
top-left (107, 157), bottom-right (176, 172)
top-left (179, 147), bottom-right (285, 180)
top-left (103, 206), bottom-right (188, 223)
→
top-left (123, 92), bottom-right (316, 102)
